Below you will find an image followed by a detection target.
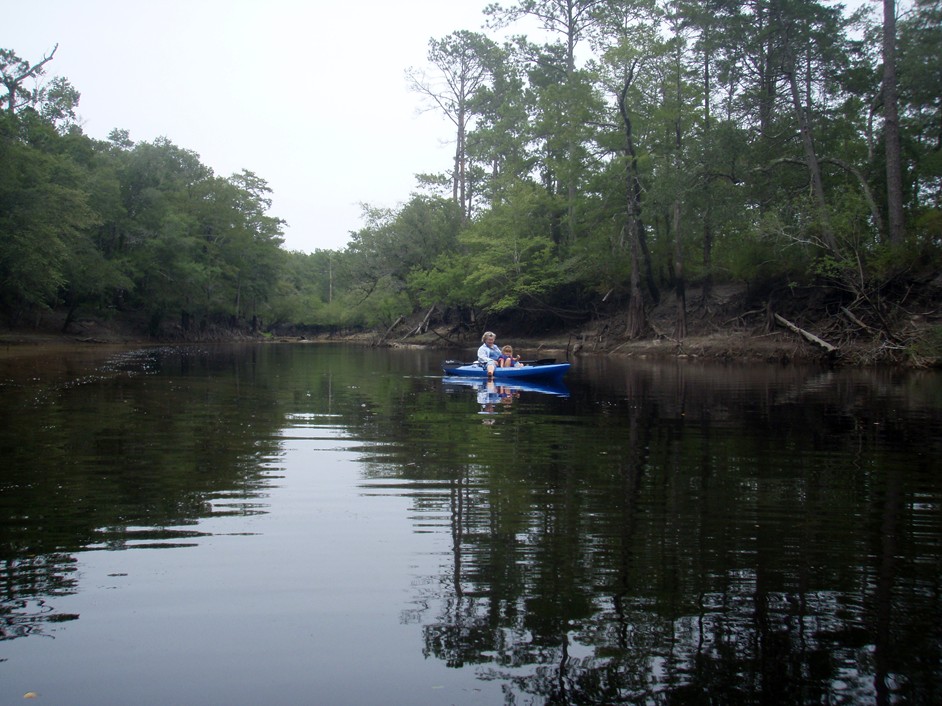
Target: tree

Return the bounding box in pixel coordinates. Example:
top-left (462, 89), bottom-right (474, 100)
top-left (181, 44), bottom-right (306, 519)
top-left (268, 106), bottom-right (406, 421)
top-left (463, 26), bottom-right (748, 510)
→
top-left (769, 0), bottom-right (840, 253)
top-left (0, 45), bottom-right (58, 114)
top-left (40, 76), bottom-right (82, 133)
top-left (457, 181), bottom-right (564, 314)
top-left (59, 235), bottom-right (133, 332)
top-left (224, 170), bottom-right (285, 323)
top-left (592, 0), bottom-right (663, 336)
top-left (882, 0), bottom-right (905, 244)
top-left (660, 7), bottom-right (698, 339)
top-left (407, 31), bottom-right (499, 220)
top-left (344, 195), bottom-right (463, 321)
top-left (896, 0), bottom-right (942, 211)
top-left (0, 111), bottom-right (97, 322)
top-left (673, 0), bottom-right (742, 304)
top-left (465, 41), bottom-right (535, 206)
top-left (486, 0), bottom-right (607, 243)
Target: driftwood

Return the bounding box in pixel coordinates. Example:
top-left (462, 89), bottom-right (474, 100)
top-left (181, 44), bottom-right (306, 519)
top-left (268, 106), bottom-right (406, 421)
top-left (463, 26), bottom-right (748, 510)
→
top-left (773, 313), bottom-right (838, 354)
top-left (840, 306), bottom-right (877, 333)
top-left (430, 328), bottom-right (461, 346)
top-left (403, 305), bottom-right (436, 339)
top-left (374, 316), bottom-right (404, 347)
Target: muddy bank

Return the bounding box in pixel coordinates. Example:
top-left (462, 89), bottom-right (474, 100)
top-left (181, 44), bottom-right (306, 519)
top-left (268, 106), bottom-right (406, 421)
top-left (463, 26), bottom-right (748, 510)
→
top-left (2, 284), bottom-right (939, 368)
top-left (379, 283), bottom-right (941, 368)
top-left (0, 324), bottom-right (826, 367)
top-left (0, 325), bottom-right (931, 368)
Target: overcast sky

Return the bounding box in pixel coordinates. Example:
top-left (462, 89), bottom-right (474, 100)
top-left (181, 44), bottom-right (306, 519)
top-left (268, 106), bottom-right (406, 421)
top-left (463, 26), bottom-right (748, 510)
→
top-left (5, 0), bottom-right (503, 252)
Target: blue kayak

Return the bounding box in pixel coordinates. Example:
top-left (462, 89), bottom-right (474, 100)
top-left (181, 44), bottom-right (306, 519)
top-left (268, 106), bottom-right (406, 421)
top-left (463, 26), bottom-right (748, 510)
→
top-left (442, 361), bottom-right (571, 382)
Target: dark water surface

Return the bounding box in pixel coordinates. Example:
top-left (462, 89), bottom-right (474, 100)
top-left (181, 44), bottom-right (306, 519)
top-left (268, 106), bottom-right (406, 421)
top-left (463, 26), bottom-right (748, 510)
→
top-left (1, 343), bottom-right (940, 705)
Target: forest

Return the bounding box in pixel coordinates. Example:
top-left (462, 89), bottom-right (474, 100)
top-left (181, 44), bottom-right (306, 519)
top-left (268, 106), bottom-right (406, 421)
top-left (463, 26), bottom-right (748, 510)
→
top-left (1, 0), bottom-right (940, 363)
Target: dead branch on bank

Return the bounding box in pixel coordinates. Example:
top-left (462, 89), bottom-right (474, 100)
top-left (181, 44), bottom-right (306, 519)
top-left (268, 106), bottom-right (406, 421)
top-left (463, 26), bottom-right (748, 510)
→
top-left (840, 306), bottom-right (878, 334)
top-left (402, 305), bottom-right (437, 340)
top-left (373, 316), bottom-right (404, 347)
top-left (773, 313), bottom-right (839, 355)
top-left (430, 328), bottom-right (462, 347)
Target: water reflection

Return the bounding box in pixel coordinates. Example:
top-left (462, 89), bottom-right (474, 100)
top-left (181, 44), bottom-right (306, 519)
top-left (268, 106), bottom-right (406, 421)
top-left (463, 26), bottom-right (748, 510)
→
top-left (443, 375), bottom-right (571, 402)
top-left (382, 358), bottom-right (942, 704)
top-left (0, 554), bottom-right (81, 641)
top-left (1, 345), bottom-right (940, 705)
top-left (0, 345), bottom-right (281, 643)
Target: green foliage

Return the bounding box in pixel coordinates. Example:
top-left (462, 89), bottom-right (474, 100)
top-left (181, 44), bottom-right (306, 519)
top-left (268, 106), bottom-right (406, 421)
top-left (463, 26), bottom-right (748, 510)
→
top-left (898, 0), bottom-right (942, 208)
top-left (0, 81), bottom-right (287, 334)
top-left (911, 324), bottom-right (942, 361)
top-left (458, 182), bottom-right (564, 311)
top-left (270, 250), bottom-right (337, 327)
top-left (912, 207), bottom-right (942, 248)
top-left (407, 252), bottom-right (477, 309)
top-left (3, 2), bottom-right (942, 340)
top-left (0, 111), bottom-right (98, 320)
top-left (60, 235), bottom-right (134, 327)
top-left (720, 211), bottom-right (813, 285)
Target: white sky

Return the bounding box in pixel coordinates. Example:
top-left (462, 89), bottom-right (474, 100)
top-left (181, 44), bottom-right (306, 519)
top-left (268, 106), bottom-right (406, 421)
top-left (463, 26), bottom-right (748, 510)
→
top-left (4, 0), bottom-right (501, 252)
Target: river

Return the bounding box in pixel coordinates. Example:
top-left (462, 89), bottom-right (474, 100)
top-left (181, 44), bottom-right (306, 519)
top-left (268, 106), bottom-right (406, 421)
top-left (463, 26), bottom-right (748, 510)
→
top-left (1, 343), bottom-right (940, 705)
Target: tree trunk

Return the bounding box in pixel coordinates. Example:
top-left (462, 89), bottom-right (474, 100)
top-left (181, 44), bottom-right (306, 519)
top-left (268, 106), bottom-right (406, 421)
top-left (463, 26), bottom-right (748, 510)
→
top-left (672, 36), bottom-right (686, 340)
top-left (701, 40), bottom-right (714, 303)
top-left (375, 316), bottom-right (404, 347)
top-left (777, 13), bottom-right (839, 254)
top-left (883, 0), bottom-right (904, 244)
top-left (702, 207), bottom-right (714, 304)
top-left (457, 100), bottom-right (468, 220)
top-left (619, 77), bottom-right (651, 338)
top-left (673, 200), bottom-right (686, 340)
top-left (626, 222), bottom-right (646, 339)
top-left (820, 157), bottom-right (884, 233)
top-left (757, 8), bottom-right (775, 140)
top-left (620, 80), bottom-right (658, 305)
top-left (62, 301), bottom-right (78, 333)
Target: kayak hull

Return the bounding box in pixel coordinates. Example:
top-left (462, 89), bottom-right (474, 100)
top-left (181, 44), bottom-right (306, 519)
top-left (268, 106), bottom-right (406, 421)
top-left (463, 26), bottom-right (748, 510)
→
top-left (442, 362), bottom-right (571, 382)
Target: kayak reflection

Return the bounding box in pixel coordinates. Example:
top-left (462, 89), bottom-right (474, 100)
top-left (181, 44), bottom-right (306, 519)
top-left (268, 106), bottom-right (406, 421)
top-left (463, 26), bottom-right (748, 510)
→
top-left (442, 375), bottom-right (570, 406)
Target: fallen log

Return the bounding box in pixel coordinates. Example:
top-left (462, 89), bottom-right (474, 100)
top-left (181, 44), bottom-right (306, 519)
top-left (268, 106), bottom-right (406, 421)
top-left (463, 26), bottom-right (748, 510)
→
top-left (374, 315), bottom-right (404, 347)
top-left (840, 306), bottom-right (876, 333)
top-left (773, 313), bottom-right (838, 354)
top-left (404, 305), bottom-right (437, 339)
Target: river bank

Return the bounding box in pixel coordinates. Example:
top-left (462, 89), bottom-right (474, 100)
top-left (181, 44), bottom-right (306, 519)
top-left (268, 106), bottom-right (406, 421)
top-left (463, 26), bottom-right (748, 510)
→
top-left (0, 325), bottom-right (834, 366)
top-left (0, 325), bottom-right (934, 367)
top-left (2, 284), bottom-right (939, 367)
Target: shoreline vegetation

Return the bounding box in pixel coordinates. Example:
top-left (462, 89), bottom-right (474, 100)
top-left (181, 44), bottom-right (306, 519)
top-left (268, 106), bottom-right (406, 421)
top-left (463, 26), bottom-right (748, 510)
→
top-left (4, 5), bottom-right (942, 371)
top-left (4, 282), bottom-right (939, 368)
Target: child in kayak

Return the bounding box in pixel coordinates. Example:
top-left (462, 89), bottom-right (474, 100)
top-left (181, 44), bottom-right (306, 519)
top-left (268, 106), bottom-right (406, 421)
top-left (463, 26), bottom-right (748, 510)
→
top-left (499, 345), bottom-right (521, 367)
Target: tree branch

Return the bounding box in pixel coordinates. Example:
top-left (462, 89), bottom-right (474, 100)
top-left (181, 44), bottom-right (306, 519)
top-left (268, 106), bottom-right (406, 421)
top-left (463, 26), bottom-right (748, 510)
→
top-left (773, 313), bottom-right (838, 355)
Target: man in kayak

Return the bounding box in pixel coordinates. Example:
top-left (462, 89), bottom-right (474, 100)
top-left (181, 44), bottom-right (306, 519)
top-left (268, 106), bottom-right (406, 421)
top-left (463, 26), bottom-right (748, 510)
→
top-left (477, 331), bottom-right (502, 377)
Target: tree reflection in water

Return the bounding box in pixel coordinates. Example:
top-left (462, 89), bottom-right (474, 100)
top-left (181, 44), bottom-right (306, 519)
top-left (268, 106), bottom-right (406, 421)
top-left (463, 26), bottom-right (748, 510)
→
top-left (2, 346), bottom-right (940, 704)
top-left (405, 362), bottom-right (942, 705)
top-left (1, 554), bottom-right (80, 641)
top-left (0, 346), bottom-right (282, 647)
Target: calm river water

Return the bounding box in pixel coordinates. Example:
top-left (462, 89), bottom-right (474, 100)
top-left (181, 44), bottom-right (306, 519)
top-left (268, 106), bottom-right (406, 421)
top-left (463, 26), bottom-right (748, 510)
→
top-left (1, 343), bottom-right (940, 705)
